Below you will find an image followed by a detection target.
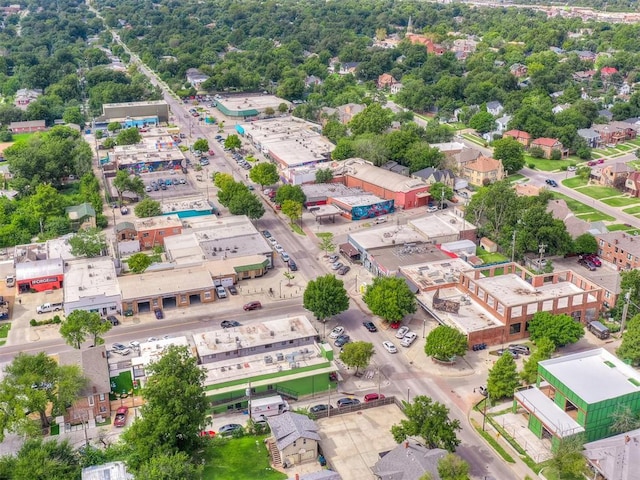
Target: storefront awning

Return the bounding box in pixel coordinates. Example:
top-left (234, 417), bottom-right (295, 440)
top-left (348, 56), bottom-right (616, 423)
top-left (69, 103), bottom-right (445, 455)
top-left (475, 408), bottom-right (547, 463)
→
top-left (339, 243), bottom-right (360, 259)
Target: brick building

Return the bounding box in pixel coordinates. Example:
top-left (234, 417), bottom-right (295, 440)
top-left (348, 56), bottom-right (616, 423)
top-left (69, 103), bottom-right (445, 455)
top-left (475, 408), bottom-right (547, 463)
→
top-left (595, 231), bottom-right (640, 270)
top-left (134, 215), bottom-right (182, 249)
top-left (530, 137), bottom-right (568, 159)
top-left (503, 130), bottom-right (531, 148)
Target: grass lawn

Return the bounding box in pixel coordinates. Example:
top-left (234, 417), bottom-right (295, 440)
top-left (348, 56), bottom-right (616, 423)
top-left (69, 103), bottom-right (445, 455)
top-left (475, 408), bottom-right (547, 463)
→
top-left (629, 139), bottom-right (640, 147)
top-left (623, 206), bottom-right (640, 215)
top-left (551, 192), bottom-right (615, 221)
top-left (562, 177), bottom-right (588, 188)
top-left (204, 435), bottom-right (286, 480)
top-left (628, 160), bottom-right (640, 170)
top-left (524, 155), bottom-right (574, 171)
top-left (0, 323), bottom-right (10, 339)
top-left (11, 132), bottom-right (36, 143)
top-left (601, 197), bottom-right (640, 207)
top-left (461, 133), bottom-right (485, 146)
top-left (591, 148), bottom-right (608, 156)
top-left (475, 247), bottom-right (508, 264)
top-left (447, 122), bottom-right (467, 130)
top-left (575, 185), bottom-right (622, 200)
top-left (608, 223), bottom-right (638, 231)
top-left (575, 211), bottom-right (616, 222)
top-left (507, 173), bottom-right (526, 182)
top-left (616, 144), bottom-right (633, 151)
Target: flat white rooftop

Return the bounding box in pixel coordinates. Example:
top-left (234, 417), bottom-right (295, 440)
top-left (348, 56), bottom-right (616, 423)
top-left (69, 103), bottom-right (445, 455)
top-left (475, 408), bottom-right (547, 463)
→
top-left (161, 197), bottom-right (213, 215)
top-left (195, 315), bottom-right (316, 357)
top-left (349, 224), bottom-right (426, 250)
top-left (217, 94), bottom-right (288, 112)
top-left (64, 257), bottom-right (120, 303)
top-left (417, 286), bottom-right (504, 333)
top-left (331, 194), bottom-right (386, 207)
top-left (409, 212), bottom-right (477, 239)
top-left (540, 349), bottom-right (640, 404)
top-left (401, 258), bottom-right (473, 290)
top-left (131, 336), bottom-right (191, 370)
top-left (118, 266), bottom-right (213, 300)
top-left (474, 273), bottom-right (590, 307)
top-left (515, 388), bottom-right (584, 438)
top-left (133, 214), bottom-right (182, 231)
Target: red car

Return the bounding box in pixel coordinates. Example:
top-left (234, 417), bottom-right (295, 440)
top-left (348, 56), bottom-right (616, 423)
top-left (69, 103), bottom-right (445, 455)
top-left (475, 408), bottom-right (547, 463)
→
top-left (588, 161), bottom-right (597, 166)
top-left (585, 254), bottom-right (602, 267)
top-left (114, 406), bottom-right (129, 427)
top-left (364, 393), bottom-right (385, 403)
top-left (208, 150), bottom-right (215, 156)
top-left (597, 158), bottom-right (605, 164)
top-left (243, 301), bottom-right (262, 311)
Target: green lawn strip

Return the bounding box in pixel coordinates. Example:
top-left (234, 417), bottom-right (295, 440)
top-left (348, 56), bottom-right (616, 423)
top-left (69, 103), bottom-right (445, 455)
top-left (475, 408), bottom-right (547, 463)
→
top-left (611, 152), bottom-right (628, 158)
top-left (623, 206), bottom-right (640, 215)
top-left (470, 418), bottom-right (516, 463)
top-left (591, 149), bottom-right (608, 156)
top-left (524, 155), bottom-right (574, 172)
top-left (616, 144), bottom-right (632, 151)
top-left (461, 133), bottom-right (485, 146)
top-left (0, 323), bottom-right (10, 339)
top-left (628, 160), bottom-right (640, 170)
top-left (507, 174), bottom-right (526, 182)
top-left (601, 197), bottom-right (640, 207)
top-left (628, 139), bottom-right (640, 147)
top-left (11, 133), bottom-right (36, 143)
top-left (475, 247), bottom-right (508, 264)
top-left (576, 185), bottom-right (623, 200)
top-left (608, 223), bottom-right (639, 231)
top-left (290, 223), bottom-right (306, 235)
top-left (561, 177), bottom-right (588, 188)
top-left (574, 212), bottom-right (616, 222)
top-left (550, 192), bottom-right (595, 214)
top-left (204, 435), bottom-right (287, 480)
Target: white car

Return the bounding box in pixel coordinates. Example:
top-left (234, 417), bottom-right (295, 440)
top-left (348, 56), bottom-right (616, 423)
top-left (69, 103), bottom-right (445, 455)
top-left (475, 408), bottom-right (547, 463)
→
top-left (268, 237), bottom-right (278, 246)
top-left (274, 244), bottom-right (284, 253)
top-left (332, 262), bottom-right (343, 270)
top-left (567, 166), bottom-right (577, 172)
top-left (129, 340), bottom-right (140, 349)
top-left (112, 343), bottom-right (131, 356)
top-left (427, 206), bottom-right (438, 213)
top-left (395, 326), bottom-right (410, 339)
top-left (382, 341), bottom-right (398, 354)
top-left (401, 332), bottom-right (418, 348)
top-left (329, 326), bottom-right (345, 339)
top-left (281, 252), bottom-right (290, 262)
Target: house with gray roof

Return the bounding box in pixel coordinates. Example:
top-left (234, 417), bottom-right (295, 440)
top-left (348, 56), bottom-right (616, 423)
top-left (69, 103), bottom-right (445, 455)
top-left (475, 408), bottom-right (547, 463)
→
top-left (583, 427), bottom-right (640, 480)
top-left (486, 101), bottom-right (503, 116)
top-left (267, 412), bottom-right (321, 467)
top-left (577, 128), bottom-right (602, 148)
top-left (411, 168), bottom-right (454, 188)
top-left (372, 441), bottom-right (447, 480)
top-left (287, 471), bottom-right (341, 480)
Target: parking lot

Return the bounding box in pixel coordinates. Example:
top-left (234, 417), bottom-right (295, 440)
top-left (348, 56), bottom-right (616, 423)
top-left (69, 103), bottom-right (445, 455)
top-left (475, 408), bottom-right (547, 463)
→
top-left (140, 171), bottom-right (200, 200)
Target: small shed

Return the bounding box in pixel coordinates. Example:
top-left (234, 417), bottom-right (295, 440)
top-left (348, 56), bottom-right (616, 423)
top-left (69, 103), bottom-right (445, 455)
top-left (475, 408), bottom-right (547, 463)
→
top-left (480, 237), bottom-right (497, 253)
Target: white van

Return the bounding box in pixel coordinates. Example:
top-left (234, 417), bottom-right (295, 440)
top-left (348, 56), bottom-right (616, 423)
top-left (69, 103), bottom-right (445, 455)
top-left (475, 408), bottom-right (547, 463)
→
top-left (216, 286), bottom-right (227, 299)
top-left (374, 216), bottom-right (387, 224)
top-left (401, 332), bottom-right (418, 347)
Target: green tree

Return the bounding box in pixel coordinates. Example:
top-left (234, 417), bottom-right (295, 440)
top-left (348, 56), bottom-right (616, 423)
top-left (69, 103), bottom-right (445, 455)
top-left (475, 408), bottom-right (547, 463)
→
top-left (492, 137), bottom-right (525, 174)
top-left (249, 162), bottom-right (279, 188)
top-left (224, 134), bottom-right (241, 150)
top-left (424, 326), bottom-right (468, 362)
top-left (318, 233), bottom-right (335, 256)
top-left (406, 143), bottom-right (445, 173)
top-left (547, 435), bottom-right (587, 479)
top-left (0, 438), bottom-right (81, 480)
top-left (103, 137), bottom-right (116, 149)
top-left (275, 184), bottom-right (306, 205)
top-left (85, 312), bottom-right (112, 347)
top-left (63, 106), bottom-right (85, 126)
top-left (278, 103), bottom-right (289, 114)
top-left (528, 312), bottom-right (584, 347)
top-left (264, 107), bottom-right (275, 117)
top-left (315, 168), bottom-right (334, 184)
top-left (128, 253), bottom-right (152, 273)
top-left (116, 127), bottom-right (142, 146)
top-left (520, 337), bottom-right (555, 384)
top-left (59, 312), bottom-right (87, 349)
top-left (281, 199), bottom-right (302, 225)
top-left (348, 103), bottom-right (394, 135)
top-left (331, 138), bottom-right (355, 160)
top-left (228, 191), bottom-right (265, 219)
top-left (134, 198), bottom-right (162, 218)
top-left (573, 233), bottom-right (597, 254)
top-left (576, 166), bottom-right (591, 181)
top-left (122, 346), bottom-right (207, 471)
top-left (617, 314), bottom-right (640, 365)
top-left (0, 353), bottom-right (86, 436)
top-left (107, 122), bottom-right (121, 133)
top-left (135, 452), bottom-right (203, 480)
top-left (113, 170), bottom-right (145, 206)
top-left (68, 228), bottom-right (107, 258)
top-left (303, 274), bottom-right (349, 322)
top-left (340, 341), bottom-right (375, 375)
top-left (469, 111), bottom-right (495, 134)
top-left (322, 119), bottom-right (348, 143)
top-left (487, 352), bottom-right (520, 400)
top-left (193, 138), bottom-right (209, 153)
top-left (363, 277), bottom-right (416, 324)
top-left (429, 182), bottom-right (454, 204)
top-left (614, 271), bottom-right (640, 321)
top-left (391, 395), bottom-right (461, 452)
top-left (438, 453), bottom-right (470, 480)
top-left (610, 404), bottom-right (640, 435)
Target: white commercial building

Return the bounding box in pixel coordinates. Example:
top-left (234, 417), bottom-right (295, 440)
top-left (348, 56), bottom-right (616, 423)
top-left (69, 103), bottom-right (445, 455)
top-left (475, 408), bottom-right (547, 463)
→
top-left (63, 257), bottom-right (121, 316)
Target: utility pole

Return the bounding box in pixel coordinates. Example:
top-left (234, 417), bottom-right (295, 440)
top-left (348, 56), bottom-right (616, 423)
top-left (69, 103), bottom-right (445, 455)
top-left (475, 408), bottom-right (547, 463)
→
top-left (620, 290), bottom-right (633, 335)
top-left (511, 230), bottom-right (517, 263)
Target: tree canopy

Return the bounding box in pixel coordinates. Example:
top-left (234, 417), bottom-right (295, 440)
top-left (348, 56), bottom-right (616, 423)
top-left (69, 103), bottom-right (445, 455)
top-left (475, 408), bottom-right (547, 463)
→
top-left (528, 312), bottom-right (584, 347)
top-left (617, 314), bottom-right (640, 366)
top-left (391, 395), bottom-right (461, 452)
top-left (303, 274), bottom-right (349, 322)
top-left (424, 326), bottom-right (468, 362)
top-left (363, 277), bottom-right (416, 324)
top-left (249, 162), bottom-right (279, 188)
top-left (68, 228), bottom-right (107, 258)
top-left (487, 352), bottom-right (520, 400)
top-left (60, 310), bottom-right (111, 349)
top-left (340, 341), bottom-right (375, 375)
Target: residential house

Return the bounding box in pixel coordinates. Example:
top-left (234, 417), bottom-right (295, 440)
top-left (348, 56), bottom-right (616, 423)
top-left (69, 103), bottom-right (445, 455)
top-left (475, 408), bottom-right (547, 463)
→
top-left (377, 73), bottom-right (396, 89)
top-left (592, 124), bottom-right (627, 145)
top-left (583, 428), bottom-right (640, 480)
top-left (549, 46), bottom-right (565, 54)
top-left (515, 349), bottom-right (640, 448)
top-left (626, 171), bottom-right (640, 198)
top-left (530, 137), bottom-right (567, 158)
top-left (486, 101), bottom-right (503, 116)
top-left (412, 168), bottom-right (455, 188)
top-left (619, 82), bottom-right (631, 96)
top-left (135, 215), bottom-right (182, 249)
top-left (577, 128), bottom-right (602, 148)
top-left (453, 147), bottom-right (482, 171)
top-left (601, 66), bottom-right (618, 77)
top-left (372, 442), bottom-right (447, 480)
top-left (338, 62), bottom-right (359, 75)
top-left (451, 37), bottom-right (478, 59)
top-left (82, 462), bottom-right (133, 480)
top-left (58, 345), bottom-right (111, 425)
top-left (453, 105), bottom-right (479, 122)
top-left (552, 103), bottom-right (572, 114)
top-left (66, 203), bottom-right (97, 231)
top-left (595, 231), bottom-right (640, 270)
top-left (381, 161), bottom-right (409, 177)
top-left (14, 88), bottom-right (42, 108)
top-left (572, 70), bottom-right (596, 82)
top-left (390, 82), bottom-right (403, 94)
top-left (267, 412), bottom-right (321, 467)
top-left (610, 121), bottom-right (638, 141)
top-left (320, 103), bottom-right (366, 126)
top-left (598, 109), bottom-right (614, 121)
top-left (461, 155), bottom-right (505, 186)
top-left (304, 75), bottom-right (323, 88)
top-left (185, 68), bottom-right (209, 89)
top-left (287, 472), bottom-right (341, 480)
top-left (495, 114), bottom-right (511, 134)
top-left (405, 34), bottom-right (445, 55)
top-left (509, 63), bottom-right (528, 78)
top-left (574, 50), bottom-right (597, 62)
top-left (9, 120), bottom-right (46, 133)
top-left (599, 163), bottom-right (633, 187)
top-left (503, 129), bottom-right (531, 148)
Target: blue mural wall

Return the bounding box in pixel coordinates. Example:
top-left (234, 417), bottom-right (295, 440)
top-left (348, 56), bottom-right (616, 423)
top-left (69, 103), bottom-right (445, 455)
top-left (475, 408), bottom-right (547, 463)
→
top-left (351, 199), bottom-right (395, 220)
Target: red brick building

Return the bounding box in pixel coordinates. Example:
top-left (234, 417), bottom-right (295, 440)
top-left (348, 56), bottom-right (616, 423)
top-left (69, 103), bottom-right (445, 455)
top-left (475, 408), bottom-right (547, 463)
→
top-left (595, 231), bottom-right (640, 270)
top-left (503, 129), bottom-right (531, 147)
top-left (134, 215), bottom-right (183, 249)
top-left (9, 120), bottom-right (46, 133)
top-left (530, 137), bottom-right (568, 159)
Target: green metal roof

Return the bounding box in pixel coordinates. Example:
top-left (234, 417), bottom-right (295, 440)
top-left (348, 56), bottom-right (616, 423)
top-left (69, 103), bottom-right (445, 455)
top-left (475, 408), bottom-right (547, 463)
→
top-left (234, 259), bottom-right (269, 272)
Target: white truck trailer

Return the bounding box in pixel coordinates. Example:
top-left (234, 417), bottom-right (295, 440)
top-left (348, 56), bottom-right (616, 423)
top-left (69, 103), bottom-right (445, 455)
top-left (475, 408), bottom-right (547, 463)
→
top-left (250, 395), bottom-right (289, 421)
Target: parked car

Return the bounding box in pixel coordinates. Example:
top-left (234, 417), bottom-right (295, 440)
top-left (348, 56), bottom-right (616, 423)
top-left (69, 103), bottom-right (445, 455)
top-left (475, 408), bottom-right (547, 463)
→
top-left (401, 332), bottom-right (418, 347)
top-left (111, 343), bottom-right (131, 356)
top-left (243, 301), bottom-right (262, 311)
top-left (128, 340), bottom-right (140, 349)
top-left (364, 393), bottom-right (385, 403)
top-left (262, 230), bottom-right (272, 238)
top-left (219, 424), bottom-right (243, 436)
top-left (274, 244), bottom-right (284, 254)
top-left (331, 262), bottom-right (343, 270)
top-left (106, 315), bottom-right (120, 326)
top-left (281, 252), bottom-right (290, 263)
top-left (508, 344), bottom-right (531, 355)
top-left (328, 254), bottom-right (339, 263)
top-left (120, 206), bottom-right (129, 215)
top-left (382, 341), bottom-right (398, 354)
top-left (427, 206), bottom-right (438, 213)
top-left (363, 321), bottom-right (378, 333)
top-left (329, 326), bottom-right (345, 339)
top-left (337, 398), bottom-right (360, 408)
top-left (545, 179), bottom-right (559, 187)
top-left (216, 286), bottom-right (227, 299)
top-left (334, 335), bottom-right (350, 347)
top-left (338, 265), bottom-right (350, 275)
top-left (228, 285), bottom-right (238, 295)
top-left (268, 237), bottom-right (278, 246)
top-left (310, 404), bottom-right (333, 414)
top-left (199, 158), bottom-right (210, 166)
top-left (288, 259), bottom-right (298, 271)
top-left (584, 254), bottom-right (601, 267)
top-left (395, 326), bottom-right (410, 339)
top-left (114, 406), bottom-right (129, 427)
top-left (153, 308), bottom-right (164, 319)
top-left (567, 166), bottom-right (577, 172)
top-left (221, 320), bottom-right (241, 328)
top-left (497, 349), bottom-right (520, 359)
top-left (578, 257), bottom-right (596, 271)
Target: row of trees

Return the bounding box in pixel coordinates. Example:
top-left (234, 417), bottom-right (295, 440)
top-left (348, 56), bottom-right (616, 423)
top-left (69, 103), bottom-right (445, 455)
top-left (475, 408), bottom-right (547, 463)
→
top-left (214, 173), bottom-right (265, 219)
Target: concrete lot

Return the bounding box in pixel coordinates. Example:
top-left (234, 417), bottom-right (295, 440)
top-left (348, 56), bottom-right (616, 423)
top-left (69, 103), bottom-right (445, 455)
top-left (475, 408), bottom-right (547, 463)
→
top-left (316, 404), bottom-right (404, 480)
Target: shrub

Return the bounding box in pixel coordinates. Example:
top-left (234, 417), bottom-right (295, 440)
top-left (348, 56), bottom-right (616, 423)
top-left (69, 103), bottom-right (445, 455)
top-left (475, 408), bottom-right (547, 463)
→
top-left (528, 163), bottom-right (535, 169)
top-left (529, 147), bottom-right (544, 158)
top-left (30, 319), bottom-right (37, 326)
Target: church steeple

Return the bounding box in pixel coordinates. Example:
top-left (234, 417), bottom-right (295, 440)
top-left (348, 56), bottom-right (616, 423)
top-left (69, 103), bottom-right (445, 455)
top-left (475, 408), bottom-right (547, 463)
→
top-left (407, 15), bottom-right (413, 34)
